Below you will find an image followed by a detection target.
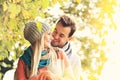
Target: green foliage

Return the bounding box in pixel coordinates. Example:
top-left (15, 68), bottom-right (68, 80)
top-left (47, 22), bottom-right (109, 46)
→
top-left (58, 0), bottom-right (118, 79)
top-left (0, 0), bottom-right (59, 79)
top-left (0, 0), bottom-right (119, 80)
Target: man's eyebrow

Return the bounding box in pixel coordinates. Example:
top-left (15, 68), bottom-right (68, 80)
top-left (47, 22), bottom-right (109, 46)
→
top-left (61, 34), bottom-right (64, 36)
top-left (60, 32), bottom-right (65, 37)
top-left (55, 28), bottom-right (65, 36)
top-left (55, 28), bottom-right (57, 30)
top-left (54, 28), bottom-right (57, 31)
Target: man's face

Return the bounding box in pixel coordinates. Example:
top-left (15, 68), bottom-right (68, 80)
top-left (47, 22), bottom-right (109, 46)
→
top-left (51, 22), bottom-right (71, 48)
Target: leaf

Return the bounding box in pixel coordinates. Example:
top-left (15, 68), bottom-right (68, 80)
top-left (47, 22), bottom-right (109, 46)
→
top-left (14, 0), bottom-right (22, 3)
top-left (9, 3), bottom-right (21, 19)
top-left (52, 0), bottom-right (57, 4)
top-left (76, 0), bottom-right (81, 4)
top-left (36, 21), bottom-right (42, 33)
top-left (101, 39), bottom-right (106, 46)
top-left (88, 75), bottom-right (97, 80)
top-left (41, 0), bottom-right (49, 9)
top-left (0, 50), bottom-right (8, 60)
top-left (25, 0), bottom-right (32, 3)
top-left (7, 19), bottom-right (17, 30)
top-left (3, 1), bottom-right (7, 11)
top-left (9, 0), bottom-right (21, 3)
top-left (22, 9), bottom-right (30, 19)
top-left (58, 0), bottom-right (65, 6)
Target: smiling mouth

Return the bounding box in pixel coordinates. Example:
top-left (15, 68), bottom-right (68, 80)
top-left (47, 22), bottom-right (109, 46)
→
top-left (52, 40), bottom-right (58, 43)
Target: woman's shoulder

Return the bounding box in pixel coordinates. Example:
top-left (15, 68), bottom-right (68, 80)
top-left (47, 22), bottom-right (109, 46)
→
top-left (20, 46), bottom-right (31, 58)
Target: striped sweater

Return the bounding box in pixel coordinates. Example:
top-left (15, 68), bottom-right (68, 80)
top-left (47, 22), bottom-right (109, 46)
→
top-left (62, 42), bottom-right (72, 58)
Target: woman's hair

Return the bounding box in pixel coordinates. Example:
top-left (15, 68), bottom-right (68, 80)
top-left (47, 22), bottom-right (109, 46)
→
top-left (24, 21), bottom-right (51, 77)
top-left (24, 20), bottom-right (58, 77)
top-left (30, 34), bottom-right (44, 77)
top-left (30, 34), bottom-right (58, 77)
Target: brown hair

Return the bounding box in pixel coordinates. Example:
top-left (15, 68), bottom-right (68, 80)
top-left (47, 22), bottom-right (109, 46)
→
top-left (57, 15), bottom-right (76, 37)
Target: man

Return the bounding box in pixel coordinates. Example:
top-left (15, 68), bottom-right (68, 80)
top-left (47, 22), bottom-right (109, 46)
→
top-left (51, 15), bottom-right (81, 80)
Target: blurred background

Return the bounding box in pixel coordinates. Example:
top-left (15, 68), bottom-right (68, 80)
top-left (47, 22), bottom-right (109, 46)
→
top-left (0, 0), bottom-right (120, 80)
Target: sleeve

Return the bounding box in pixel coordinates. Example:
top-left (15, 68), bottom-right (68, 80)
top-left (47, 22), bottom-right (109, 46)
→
top-left (15, 59), bottom-right (27, 80)
top-left (57, 50), bottom-right (75, 80)
top-left (70, 53), bottom-right (82, 80)
top-left (14, 59), bottom-right (38, 80)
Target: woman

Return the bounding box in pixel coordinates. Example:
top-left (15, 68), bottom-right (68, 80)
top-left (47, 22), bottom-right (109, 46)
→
top-left (14, 20), bottom-right (75, 80)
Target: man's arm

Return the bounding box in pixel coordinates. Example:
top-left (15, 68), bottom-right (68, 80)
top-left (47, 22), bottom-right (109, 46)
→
top-left (70, 53), bottom-right (82, 80)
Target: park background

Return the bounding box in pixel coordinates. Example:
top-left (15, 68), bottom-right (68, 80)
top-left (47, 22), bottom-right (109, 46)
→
top-left (0, 0), bottom-right (120, 80)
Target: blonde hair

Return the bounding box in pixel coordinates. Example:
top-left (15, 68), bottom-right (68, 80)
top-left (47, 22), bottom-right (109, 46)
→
top-left (30, 34), bottom-right (58, 77)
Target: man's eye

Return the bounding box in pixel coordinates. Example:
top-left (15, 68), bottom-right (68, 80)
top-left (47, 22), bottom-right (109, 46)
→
top-left (54, 31), bottom-right (57, 33)
top-left (60, 35), bottom-right (64, 38)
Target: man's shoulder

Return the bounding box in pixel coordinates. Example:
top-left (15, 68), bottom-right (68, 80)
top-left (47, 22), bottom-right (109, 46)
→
top-left (69, 53), bottom-right (81, 71)
top-left (62, 42), bottom-right (72, 58)
top-left (69, 42), bottom-right (81, 65)
top-left (70, 52), bottom-right (80, 61)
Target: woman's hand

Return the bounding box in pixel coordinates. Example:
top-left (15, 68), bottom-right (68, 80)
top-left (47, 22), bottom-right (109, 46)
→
top-left (39, 71), bottom-right (54, 80)
top-left (38, 71), bottom-right (55, 80)
top-left (38, 67), bottom-right (55, 80)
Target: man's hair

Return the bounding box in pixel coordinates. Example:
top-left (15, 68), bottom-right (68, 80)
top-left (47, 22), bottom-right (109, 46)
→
top-left (57, 15), bottom-right (76, 37)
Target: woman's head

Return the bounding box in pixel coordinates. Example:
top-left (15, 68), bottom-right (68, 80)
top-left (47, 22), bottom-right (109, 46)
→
top-left (24, 21), bottom-right (51, 77)
top-left (24, 21), bottom-right (51, 45)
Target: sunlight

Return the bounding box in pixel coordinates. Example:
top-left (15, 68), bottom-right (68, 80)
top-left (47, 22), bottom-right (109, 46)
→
top-left (99, 4), bottom-right (120, 80)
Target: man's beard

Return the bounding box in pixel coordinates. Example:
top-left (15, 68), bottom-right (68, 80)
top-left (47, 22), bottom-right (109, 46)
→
top-left (51, 42), bottom-right (57, 47)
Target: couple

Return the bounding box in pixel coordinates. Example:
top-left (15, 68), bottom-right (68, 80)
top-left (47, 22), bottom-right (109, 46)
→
top-left (14, 15), bottom-right (81, 80)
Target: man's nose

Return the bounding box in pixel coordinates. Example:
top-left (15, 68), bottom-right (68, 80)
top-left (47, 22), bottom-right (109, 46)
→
top-left (53, 34), bottom-right (59, 39)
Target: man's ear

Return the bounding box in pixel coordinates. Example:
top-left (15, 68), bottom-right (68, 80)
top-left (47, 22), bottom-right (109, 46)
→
top-left (68, 36), bottom-right (73, 41)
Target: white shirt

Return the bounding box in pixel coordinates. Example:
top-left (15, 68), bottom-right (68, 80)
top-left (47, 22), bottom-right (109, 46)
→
top-left (62, 42), bottom-right (82, 80)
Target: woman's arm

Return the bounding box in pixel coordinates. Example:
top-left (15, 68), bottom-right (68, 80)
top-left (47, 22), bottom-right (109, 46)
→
top-left (15, 59), bottom-right (38, 80)
top-left (15, 59), bottom-right (27, 80)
